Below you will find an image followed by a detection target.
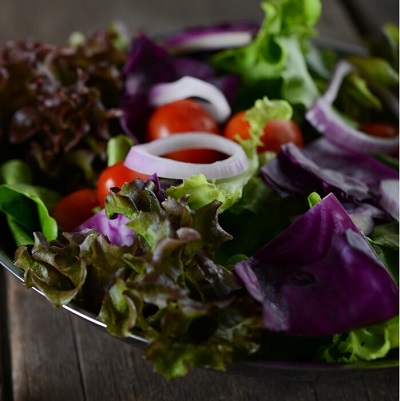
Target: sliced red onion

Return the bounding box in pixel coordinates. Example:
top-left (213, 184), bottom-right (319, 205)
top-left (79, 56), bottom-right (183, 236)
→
top-left (123, 132), bottom-right (249, 180)
top-left (307, 98), bottom-right (399, 154)
top-left (379, 179), bottom-right (399, 220)
top-left (306, 60), bottom-right (399, 155)
top-left (148, 76), bottom-right (231, 123)
top-left (162, 22), bottom-right (260, 54)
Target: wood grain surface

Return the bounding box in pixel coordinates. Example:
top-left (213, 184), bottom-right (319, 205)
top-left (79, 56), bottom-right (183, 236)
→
top-left (1, 0), bottom-right (396, 46)
top-left (5, 272), bottom-right (399, 401)
top-left (0, 0), bottom-right (399, 400)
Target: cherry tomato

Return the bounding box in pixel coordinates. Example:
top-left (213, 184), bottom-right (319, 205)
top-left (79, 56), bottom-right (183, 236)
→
top-left (223, 110), bottom-right (251, 142)
top-left (360, 122), bottom-right (399, 139)
top-left (258, 119), bottom-right (303, 153)
top-left (223, 111), bottom-right (304, 154)
top-left (146, 99), bottom-right (223, 163)
top-left (52, 188), bottom-right (99, 231)
top-left (96, 161), bottom-right (149, 208)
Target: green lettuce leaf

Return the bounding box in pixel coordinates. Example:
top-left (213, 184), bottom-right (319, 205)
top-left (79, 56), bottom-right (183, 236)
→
top-left (369, 222), bottom-right (399, 284)
top-left (106, 134), bottom-right (135, 166)
top-left (211, 0), bottom-right (321, 110)
top-left (0, 159), bottom-right (33, 186)
top-left (0, 159), bottom-right (60, 246)
top-left (368, 23), bottom-right (399, 72)
top-left (0, 183), bottom-right (59, 246)
top-left (347, 56), bottom-right (399, 89)
top-left (165, 174), bottom-right (245, 213)
top-left (319, 316), bottom-right (399, 363)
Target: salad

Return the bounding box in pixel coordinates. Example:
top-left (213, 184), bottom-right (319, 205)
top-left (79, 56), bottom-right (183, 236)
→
top-left (0, 0), bottom-right (399, 379)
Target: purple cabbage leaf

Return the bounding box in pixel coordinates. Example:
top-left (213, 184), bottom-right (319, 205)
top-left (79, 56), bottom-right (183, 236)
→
top-left (76, 209), bottom-right (134, 247)
top-left (234, 193), bottom-right (399, 337)
top-left (261, 138), bottom-right (399, 214)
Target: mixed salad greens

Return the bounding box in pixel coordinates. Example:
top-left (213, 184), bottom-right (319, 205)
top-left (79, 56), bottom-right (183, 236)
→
top-left (0, 0), bottom-right (399, 379)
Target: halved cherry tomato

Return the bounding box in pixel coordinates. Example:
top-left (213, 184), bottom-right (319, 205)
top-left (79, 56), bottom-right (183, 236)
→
top-left (360, 122), bottom-right (399, 139)
top-left (96, 161), bottom-right (149, 208)
top-left (223, 111), bottom-right (304, 154)
top-left (146, 99), bottom-right (223, 163)
top-left (52, 188), bottom-right (99, 231)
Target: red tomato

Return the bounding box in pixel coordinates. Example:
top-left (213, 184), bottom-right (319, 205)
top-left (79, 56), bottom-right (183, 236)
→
top-left (360, 122), bottom-right (399, 138)
top-left (223, 112), bottom-right (304, 154)
top-left (96, 161), bottom-right (149, 208)
top-left (52, 188), bottom-right (99, 231)
top-left (258, 119), bottom-right (303, 153)
top-left (146, 99), bottom-right (223, 163)
top-left (223, 110), bottom-right (251, 142)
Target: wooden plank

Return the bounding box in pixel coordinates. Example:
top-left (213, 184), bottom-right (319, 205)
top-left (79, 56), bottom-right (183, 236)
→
top-left (0, 0), bottom-right (362, 46)
top-left (0, 0), bottom-right (263, 46)
top-left (6, 274), bottom-right (86, 401)
top-left (312, 371), bottom-right (399, 401)
top-left (0, 270), bottom-right (12, 401)
top-left (59, 317), bottom-right (322, 401)
top-left (8, 309), bottom-right (394, 401)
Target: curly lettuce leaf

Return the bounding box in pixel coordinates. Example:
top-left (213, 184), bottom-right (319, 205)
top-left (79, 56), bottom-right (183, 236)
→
top-left (0, 27), bottom-right (126, 194)
top-left (166, 174), bottom-right (245, 213)
top-left (144, 299), bottom-right (262, 380)
top-left (14, 179), bottom-right (260, 380)
top-left (15, 232), bottom-right (89, 306)
top-left (98, 269), bottom-right (144, 338)
top-left (15, 229), bottom-right (138, 309)
top-left (211, 0), bottom-right (321, 110)
top-left (245, 96), bottom-right (293, 145)
top-left (319, 316), bottom-right (399, 363)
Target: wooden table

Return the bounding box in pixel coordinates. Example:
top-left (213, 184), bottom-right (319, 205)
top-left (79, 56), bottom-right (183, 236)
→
top-left (0, 1), bottom-right (399, 400)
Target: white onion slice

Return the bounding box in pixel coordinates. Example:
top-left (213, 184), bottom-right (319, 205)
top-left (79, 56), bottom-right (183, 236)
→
top-left (307, 98), bottom-right (400, 154)
top-left (379, 179), bottom-right (399, 220)
top-left (123, 132), bottom-right (249, 180)
top-left (148, 76), bottom-right (231, 123)
top-left (161, 23), bottom-right (259, 55)
top-left (164, 31), bottom-right (254, 54)
top-left (306, 60), bottom-right (399, 155)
